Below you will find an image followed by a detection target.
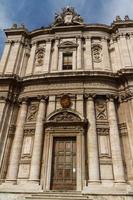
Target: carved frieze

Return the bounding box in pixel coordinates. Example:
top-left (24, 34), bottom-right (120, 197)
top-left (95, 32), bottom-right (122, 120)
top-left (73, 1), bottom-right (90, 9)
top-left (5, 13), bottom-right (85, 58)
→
top-left (95, 99), bottom-right (107, 121)
top-left (92, 44), bottom-right (102, 63)
top-left (26, 103), bottom-right (38, 122)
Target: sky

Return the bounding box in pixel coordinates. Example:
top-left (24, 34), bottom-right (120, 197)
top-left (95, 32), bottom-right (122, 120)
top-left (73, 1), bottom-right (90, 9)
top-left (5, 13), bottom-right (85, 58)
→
top-left (0, 0), bottom-right (133, 57)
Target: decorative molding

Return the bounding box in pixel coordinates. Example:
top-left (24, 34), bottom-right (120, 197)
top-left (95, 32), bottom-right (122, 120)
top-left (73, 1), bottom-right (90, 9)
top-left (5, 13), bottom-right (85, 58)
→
top-left (50, 111), bottom-right (81, 122)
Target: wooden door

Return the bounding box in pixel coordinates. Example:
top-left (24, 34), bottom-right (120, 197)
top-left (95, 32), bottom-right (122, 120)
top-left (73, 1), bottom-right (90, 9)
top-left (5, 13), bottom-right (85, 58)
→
top-left (51, 137), bottom-right (76, 190)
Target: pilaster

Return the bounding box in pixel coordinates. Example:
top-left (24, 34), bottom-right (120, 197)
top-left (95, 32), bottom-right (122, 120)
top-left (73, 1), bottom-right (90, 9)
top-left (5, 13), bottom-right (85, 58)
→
top-left (77, 37), bottom-right (82, 70)
top-left (84, 37), bottom-right (92, 70)
top-left (0, 40), bottom-right (12, 74)
top-left (26, 42), bottom-right (37, 75)
top-left (101, 37), bottom-right (111, 71)
top-left (43, 39), bottom-right (52, 72)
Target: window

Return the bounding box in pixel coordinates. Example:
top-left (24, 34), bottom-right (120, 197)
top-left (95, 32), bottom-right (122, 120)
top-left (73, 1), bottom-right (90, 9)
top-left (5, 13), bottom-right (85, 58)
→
top-left (63, 53), bottom-right (72, 70)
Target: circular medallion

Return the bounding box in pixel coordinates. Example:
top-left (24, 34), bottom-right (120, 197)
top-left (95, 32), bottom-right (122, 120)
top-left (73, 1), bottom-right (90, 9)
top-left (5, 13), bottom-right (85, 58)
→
top-left (60, 95), bottom-right (71, 108)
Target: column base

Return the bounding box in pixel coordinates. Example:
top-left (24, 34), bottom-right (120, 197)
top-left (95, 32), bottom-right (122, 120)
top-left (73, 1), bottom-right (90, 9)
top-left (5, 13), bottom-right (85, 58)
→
top-left (82, 181), bottom-right (128, 195)
top-left (5, 179), bottom-right (17, 184)
top-left (0, 180), bottom-right (42, 192)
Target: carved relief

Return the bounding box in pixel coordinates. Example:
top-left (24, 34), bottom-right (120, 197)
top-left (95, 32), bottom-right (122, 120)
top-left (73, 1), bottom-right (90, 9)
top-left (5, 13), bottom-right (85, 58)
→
top-left (95, 99), bottom-right (107, 120)
top-left (92, 44), bottom-right (102, 63)
top-left (27, 103), bottom-right (38, 121)
top-left (119, 123), bottom-right (128, 136)
top-left (35, 45), bottom-right (45, 66)
top-left (24, 129), bottom-right (35, 135)
top-left (50, 111), bottom-right (81, 122)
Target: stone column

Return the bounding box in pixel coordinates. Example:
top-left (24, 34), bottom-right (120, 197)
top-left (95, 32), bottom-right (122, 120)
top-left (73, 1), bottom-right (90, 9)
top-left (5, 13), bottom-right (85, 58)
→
top-left (102, 37), bottom-right (111, 70)
top-left (52, 39), bottom-right (59, 71)
top-left (6, 99), bottom-right (28, 182)
top-left (0, 41), bottom-right (12, 74)
top-left (86, 95), bottom-right (100, 183)
top-left (77, 37), bottom-right (82, 70)
top-left (107, 97), bottom-right (125, 183)
top-left (85, 37), bottom-right (92, 70)
top-left (43, 39), bottom-right (52, 72)
top-left (26, 42), bottom-right (37, 75)
top-left (29, 97), bottom-right (47, 182)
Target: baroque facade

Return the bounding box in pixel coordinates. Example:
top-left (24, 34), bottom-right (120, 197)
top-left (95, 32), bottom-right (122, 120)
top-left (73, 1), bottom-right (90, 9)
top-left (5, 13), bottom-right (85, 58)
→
top-left (0, 7), bottom-right (133, 200)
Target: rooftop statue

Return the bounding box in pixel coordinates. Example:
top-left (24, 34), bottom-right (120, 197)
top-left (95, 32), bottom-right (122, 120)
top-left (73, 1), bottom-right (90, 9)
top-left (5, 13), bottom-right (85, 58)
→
top-left (53, 6), bottom-right (84, 26)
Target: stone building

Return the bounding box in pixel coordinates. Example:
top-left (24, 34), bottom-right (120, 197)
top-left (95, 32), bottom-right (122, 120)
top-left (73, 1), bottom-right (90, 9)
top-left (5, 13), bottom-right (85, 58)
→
top-left (0, 6), bottom-right (133, 200)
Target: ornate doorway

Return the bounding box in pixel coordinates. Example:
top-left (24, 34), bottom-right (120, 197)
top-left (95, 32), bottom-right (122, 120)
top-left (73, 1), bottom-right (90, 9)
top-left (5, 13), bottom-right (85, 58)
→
top-left (42, 110), bottom-right (86, 191)
top-left (50, 137), bottom-right (76, 190)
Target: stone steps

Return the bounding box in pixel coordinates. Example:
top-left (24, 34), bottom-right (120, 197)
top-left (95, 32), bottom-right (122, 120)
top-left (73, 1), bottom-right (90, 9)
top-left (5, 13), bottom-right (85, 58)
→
top-left (25, 191), bottom-right (89, 200)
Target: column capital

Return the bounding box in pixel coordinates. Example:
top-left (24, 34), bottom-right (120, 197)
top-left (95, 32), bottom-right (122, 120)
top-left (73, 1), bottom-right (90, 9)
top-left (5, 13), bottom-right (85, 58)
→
top-left (46, 38), bottom-right (52, 43)
top-left (106, 94), bottom-right (118, 102)
top-left (31, 41), bottom-right (37, 46)
top-left (101, 36), bottom-right (108, 41)
top-left (18, 97), bottom-right (29, 104)
top-left (84, 93), bottom-right (96, 100)
top-left (37, 95), bottom-right (49, 102)
top-left (84, 36), bottom-right (91, 40)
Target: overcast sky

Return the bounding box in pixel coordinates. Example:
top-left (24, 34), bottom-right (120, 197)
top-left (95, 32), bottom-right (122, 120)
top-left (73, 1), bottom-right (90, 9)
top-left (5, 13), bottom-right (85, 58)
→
top-left (0, 0), bottom-right (133, 56)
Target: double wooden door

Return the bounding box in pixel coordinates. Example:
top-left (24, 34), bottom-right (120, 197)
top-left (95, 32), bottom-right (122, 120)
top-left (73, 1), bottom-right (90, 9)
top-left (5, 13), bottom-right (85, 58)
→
top-left (51, 137), bottom-right (76, 190)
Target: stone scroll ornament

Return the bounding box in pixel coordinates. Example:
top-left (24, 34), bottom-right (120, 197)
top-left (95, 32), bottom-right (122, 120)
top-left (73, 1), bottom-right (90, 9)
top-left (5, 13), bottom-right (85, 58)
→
top-left (92, 44), bottom-right (102, 63)
top-left (53, 6), bottom-right (84, 26)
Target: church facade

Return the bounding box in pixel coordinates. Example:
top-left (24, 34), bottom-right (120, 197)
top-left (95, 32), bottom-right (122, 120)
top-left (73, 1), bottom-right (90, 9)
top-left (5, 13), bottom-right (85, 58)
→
top-left (0, 7), bottom-right (133, 200)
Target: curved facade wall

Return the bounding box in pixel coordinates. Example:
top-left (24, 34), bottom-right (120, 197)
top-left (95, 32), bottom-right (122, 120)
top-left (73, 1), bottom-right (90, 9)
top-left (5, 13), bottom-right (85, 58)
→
top-left (0, 7), bottom-right (133, 200)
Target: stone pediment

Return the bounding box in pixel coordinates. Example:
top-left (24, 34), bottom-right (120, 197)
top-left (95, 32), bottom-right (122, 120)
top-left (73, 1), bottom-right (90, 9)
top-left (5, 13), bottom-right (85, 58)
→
top-left (53, 6), bottom-right (84, 27)
top-left (58, 41), bottom-right (78, 48)
top-left (49, 111), bottom-right (81, 122)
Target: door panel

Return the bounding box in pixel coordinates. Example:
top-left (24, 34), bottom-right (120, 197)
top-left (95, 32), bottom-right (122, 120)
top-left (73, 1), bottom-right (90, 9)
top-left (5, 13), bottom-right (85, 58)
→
top-left (51, 137), bottom-right (76, 190)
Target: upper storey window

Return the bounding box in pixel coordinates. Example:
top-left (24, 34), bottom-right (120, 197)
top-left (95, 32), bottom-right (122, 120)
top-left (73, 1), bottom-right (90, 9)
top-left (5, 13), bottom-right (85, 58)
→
top-left (63, 53), bottom-right (72, 70)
